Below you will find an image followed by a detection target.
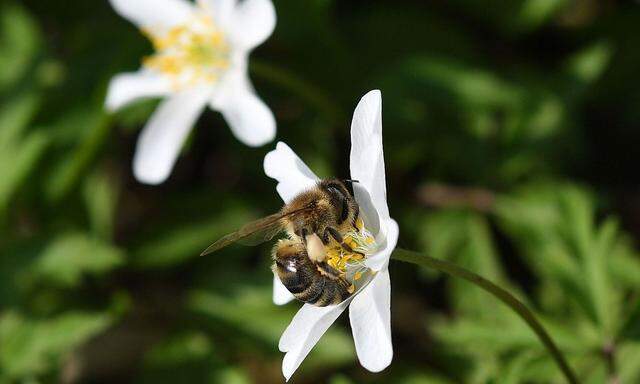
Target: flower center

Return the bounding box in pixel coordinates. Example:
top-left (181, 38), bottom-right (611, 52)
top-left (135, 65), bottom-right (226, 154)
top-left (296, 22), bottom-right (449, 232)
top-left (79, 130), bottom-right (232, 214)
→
top-left (142, 12), bottom-right (230, 90)
top-left (325, 218), bottom-right (377, 284)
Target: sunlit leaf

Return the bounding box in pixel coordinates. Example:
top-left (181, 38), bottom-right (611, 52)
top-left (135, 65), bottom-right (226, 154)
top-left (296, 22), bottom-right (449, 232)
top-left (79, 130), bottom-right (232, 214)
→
top-left (33, 233), bottom-right (123, 287)
top-left (0, 311), bottom-right (113, 380)
top-left (564, 41), bottom-right (613, 89)
top-left (0, 3), bottom-right (40, 89)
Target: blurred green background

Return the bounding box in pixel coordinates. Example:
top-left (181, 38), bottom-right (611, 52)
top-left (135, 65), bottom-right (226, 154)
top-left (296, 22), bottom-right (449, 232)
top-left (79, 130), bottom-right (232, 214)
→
top-left (1, 0), bottom-right (640, 383)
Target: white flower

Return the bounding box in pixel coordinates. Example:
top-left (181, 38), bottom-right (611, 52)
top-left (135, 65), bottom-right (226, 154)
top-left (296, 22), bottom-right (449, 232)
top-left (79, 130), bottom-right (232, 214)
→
top-left (106, 0), bottom-right (277, 184)
top-left (263, 90), bottom-right (399, 381)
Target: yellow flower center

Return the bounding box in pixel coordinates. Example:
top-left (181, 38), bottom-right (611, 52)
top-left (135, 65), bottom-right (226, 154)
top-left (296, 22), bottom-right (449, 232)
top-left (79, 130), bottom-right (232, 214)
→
top-left (325, 218), bottom-right (377, 283)
top-left (142, 13), bottom-right (230, 90)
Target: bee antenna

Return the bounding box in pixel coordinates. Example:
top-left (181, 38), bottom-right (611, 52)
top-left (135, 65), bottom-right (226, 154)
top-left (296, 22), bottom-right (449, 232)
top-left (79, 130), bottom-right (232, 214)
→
top-left (343, 179), bottom-right (359, 184)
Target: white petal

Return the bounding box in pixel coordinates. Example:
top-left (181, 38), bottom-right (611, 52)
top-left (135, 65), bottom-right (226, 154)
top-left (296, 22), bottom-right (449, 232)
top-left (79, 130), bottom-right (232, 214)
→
top-left (133, 88), bottom-right (211, 185)
top-left (105, 71), bottom-right (171, 112)
top-left (350, 90), bottom-right (391, 228)
top-left (264, 142), bottom-right (319, 203)
top-left (223, 0), bottom-right (276, 50)
top-left (352, 182), bottom-right (381, 239)
top-left (364, 219), bottom-right (399, 271)
top-left (349, 269), bottom-right (392, 372)
top-left (109, 0), bottom-right (194, 30)
top-left (273, 274), bottom-right (295, 305)
top-left (217, 86), bottom-right (276, 147)
top-left (279, 302), bottom-right (348, 381)
top-left (198, 0), bottom-right (236, 28)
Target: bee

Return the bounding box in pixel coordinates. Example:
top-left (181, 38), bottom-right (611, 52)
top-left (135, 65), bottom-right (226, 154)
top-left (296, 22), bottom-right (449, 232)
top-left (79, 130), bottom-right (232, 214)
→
top-left (200, 179), bottom-right (362, 306)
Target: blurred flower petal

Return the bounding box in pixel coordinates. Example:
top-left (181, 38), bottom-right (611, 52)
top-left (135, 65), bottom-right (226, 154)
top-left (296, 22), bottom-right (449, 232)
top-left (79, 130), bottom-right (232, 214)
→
top-left (349, 269), bottom-right (393, 372)
top-left (198, 0), bottom-right (236, 27)
top-left (105, 70), bottom-right (171, 111)
top-left (133, 88), bottom-right (211, 185)
top-left (109, 0), bottom-right (276, 184)
top-left (225, 0), bottom-right (276, 50)
top-left (264, 142), bottom-right (319, 203)
top-left (109, 0), bottom-right (194, 30)
top-left (273, 274), bottom-right (295, 305)
top-left (279, 302), bottom-right (349, 381)
top-left (217, 86), bottom-right (276, 147)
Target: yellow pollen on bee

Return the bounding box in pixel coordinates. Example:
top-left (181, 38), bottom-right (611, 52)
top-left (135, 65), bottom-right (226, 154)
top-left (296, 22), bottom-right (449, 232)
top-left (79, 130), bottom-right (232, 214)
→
top-left (141, 13), bottom-right (230, 90)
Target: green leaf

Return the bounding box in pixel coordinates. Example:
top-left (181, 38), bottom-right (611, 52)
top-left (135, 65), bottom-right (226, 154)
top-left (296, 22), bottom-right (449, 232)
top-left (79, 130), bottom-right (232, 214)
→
top-left (45, 107), bottom-right (111, 202)
top-left (0, 90), bottom-right (39, 143)
top-left (494, 182), bottom-right (624, 331)
top-left (0, 3), bottom-right (41, 89)
top-left (419, 210), bottom-right (509, 317)
top-left (0, 131), bottom-right (47, 216)
top-left (83, 169), bottom-right (119, 241)
top-left (618, 342), bottom-right (640, 384)
top-left (210, 367), bottom-right (252, 384)
top-left (393, 371), bottom-right (456, 384)
top-left (515, 0), bottom-right (569, 32)
top-left (404, 56), bottom-right (522, 110)
top-left (564, 41), bottom-right (613, 89)
top-left (144, 332), bottom-right (212, 368)
top-left (131, 205), bottom-right (254, 268)
top-left (0, 90), bottom-right (47, 216)
top-left (33, 233), bottom-right (123, 287)
top-left (0, 311), bottom-right (113, 380)
top-left (188, 283), bottom-right (354, 371)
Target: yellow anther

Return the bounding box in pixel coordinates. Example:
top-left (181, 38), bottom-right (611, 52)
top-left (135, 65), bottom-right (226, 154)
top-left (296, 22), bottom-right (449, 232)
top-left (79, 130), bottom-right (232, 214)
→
top-left (317, 220), bottom-right (376, 285)
top-left (142, 12), bottom-right (229, 90)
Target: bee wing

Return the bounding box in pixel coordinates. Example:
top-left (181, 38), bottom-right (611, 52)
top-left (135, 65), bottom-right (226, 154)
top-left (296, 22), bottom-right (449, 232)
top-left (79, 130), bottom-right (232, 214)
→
top-left (199, 204), bottom-right (313, 256)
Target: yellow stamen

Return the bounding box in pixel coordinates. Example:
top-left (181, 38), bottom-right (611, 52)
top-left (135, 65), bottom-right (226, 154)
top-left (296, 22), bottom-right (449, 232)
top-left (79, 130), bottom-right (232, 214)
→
top-left (323, 221), bottom-right (375, 282)
top-left (142, 12), bottom-right (230, 90)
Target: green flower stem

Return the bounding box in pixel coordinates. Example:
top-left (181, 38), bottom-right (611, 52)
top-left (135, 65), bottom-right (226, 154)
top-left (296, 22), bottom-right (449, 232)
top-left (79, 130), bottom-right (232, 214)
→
top-left (392, 248), bottom-right (579, 384)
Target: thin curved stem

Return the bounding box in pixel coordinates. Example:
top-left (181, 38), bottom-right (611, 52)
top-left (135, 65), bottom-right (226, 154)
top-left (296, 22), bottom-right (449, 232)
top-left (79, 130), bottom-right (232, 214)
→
top-left (392, 248), bottom-right (579, 384)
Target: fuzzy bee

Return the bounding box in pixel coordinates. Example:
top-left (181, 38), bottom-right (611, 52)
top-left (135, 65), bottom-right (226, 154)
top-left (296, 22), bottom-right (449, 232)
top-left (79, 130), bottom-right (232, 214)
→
top-left (201, 179), bottom-right (366, 306)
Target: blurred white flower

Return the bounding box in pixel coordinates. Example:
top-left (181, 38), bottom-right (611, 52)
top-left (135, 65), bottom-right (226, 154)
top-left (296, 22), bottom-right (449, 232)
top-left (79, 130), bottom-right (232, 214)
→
top-left (106, 0), bottom-right (277, 184)
top-left (263, 90), bottom-right (399, 381)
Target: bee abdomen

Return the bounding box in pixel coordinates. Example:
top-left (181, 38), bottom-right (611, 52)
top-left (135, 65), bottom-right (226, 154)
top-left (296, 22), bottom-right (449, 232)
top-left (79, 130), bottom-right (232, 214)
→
top-left (273, 239), bottom-right (351, 307)
top-left (313, 278), bottom-right (351, 306)
top-left (295, 277), bottom-right (326, 304)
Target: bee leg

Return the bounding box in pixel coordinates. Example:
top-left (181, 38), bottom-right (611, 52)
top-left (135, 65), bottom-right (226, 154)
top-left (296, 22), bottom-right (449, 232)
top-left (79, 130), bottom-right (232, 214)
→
top-left (324, 227), bottom-right (355, 253)
top-left (351, 209), bottom-right (361, 230)
top-left (296, 227), bottom-right (309, 242)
